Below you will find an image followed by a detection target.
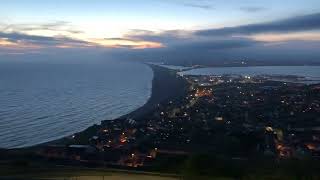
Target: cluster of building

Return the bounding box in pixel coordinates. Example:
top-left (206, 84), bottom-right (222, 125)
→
top-left (187, 74), bottom-right (320, 159)
top-left (39, 73), bottom-right (320, 168)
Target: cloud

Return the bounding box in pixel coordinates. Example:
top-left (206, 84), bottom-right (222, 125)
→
top-left (196, 13), bottom-right (320, 36)
top-left (124, 28), bottom-right (259, 51)
top-left (107, 29), bottom-right (261, 65)
top-left (107, 13), bottom-right (320, 65)
top-left (0, 21), bottom-right (83, 36)
top-left (0, 31), bottom-right (93, 50)
top-left (249, 31), bottom-right (320, 42)
top-left (126, 13), bottom-right (320, 48)
top-left (172, 38), bottom-right (258, 51)
top-left (0, 30), bottom-right (164, 53)
top-left (166, 0), bottom-right (214, 10)
top-left (2, 13), bottom-right (320, 65)
top-left (92, 37), bottom-right (163, 49)
top-left (109, 37), bottom-right (320, 66)
top-left (125, 29), bottom-right (192, 46)
top-left (240, 7), bottom-right (267, 13)
top-left (181, 2), bottom-right (213, 10)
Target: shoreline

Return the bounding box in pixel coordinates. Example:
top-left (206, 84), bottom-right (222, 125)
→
top-left (21, 64), bottom-right (188, 148)
top-left (119, 64), bottom-right (188, 119)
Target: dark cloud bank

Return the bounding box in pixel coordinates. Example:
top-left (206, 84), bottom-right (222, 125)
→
top-left (110, 13), bottom-right (320, 65)
top-left (1, 13), bottom-right (320, 65)
top-left (196, 13), bottom-right (320, 36)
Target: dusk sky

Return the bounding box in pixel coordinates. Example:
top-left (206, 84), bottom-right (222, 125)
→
top-left (1, 0), bottom-right (320, 64)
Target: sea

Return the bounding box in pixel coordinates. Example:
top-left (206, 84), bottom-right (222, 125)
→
top-left (0, 60), bottom-right (153, 148)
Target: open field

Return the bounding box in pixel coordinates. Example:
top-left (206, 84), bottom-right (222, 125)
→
top-left (0, 165), bottom-right (180, 180)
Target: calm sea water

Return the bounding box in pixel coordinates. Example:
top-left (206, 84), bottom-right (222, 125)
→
top-left (0, 60), bottom-right (153, 148)
top-left (179, 66), bottom-right (320, 84)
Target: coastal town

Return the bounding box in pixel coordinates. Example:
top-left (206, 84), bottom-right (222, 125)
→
top-left (2, 1), bottom-right (320, 179)
top-left (34, 65), bottom-right (320, 173)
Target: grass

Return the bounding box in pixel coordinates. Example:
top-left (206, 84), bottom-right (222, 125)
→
top-left (0, 165), bottom-right (180, 180)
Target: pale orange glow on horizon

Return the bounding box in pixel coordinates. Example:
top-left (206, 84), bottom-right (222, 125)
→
top-left (90, 38), bottom-right (164, 49)
top-left (0, 35), bottom-right (164, 51)
top-left (248, 32), bottom-right (320, 42)
top-left (0, 39), bottom-right (17, 46)
top-left (0, 38), bottom-right (42, 50)
top-left (1, 23), bottom-right (165, 50)
top-left (4, 27), bottom-right (320, 53)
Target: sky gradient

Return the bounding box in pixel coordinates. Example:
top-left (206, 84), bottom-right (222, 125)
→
top-left (1, 0), bottom-right (320, 64)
